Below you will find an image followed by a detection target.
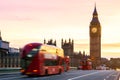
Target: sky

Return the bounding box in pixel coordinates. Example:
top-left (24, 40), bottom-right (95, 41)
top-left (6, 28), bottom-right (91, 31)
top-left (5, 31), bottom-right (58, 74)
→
top-left (0, 0), bottom-right (120, 59)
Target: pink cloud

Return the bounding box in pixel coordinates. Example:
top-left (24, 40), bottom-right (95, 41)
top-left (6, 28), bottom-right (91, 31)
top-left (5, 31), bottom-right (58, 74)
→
top-left (0, 0), bottom-right (88, 17)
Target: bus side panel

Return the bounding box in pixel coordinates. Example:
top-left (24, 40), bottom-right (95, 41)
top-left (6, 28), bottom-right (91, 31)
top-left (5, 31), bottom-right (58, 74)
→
top-left (39, 53), bottom-right (45, 75)
top-left (45, 66), bottom-right (63, 75)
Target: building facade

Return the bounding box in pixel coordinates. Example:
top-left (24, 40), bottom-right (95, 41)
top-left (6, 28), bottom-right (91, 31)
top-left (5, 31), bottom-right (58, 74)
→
top-left (89, 5), bottom-right (101, 68)
top-left (8, 48), bottom-right (20, 67)
top-left (61, 39), bottom-right (74, 56)
top-left (0, 31), bottom-right (10, 67)
top-left (0, 31), bottom-right (20, 68)
top-left (61, 39), bottom-right (88, 67)
top-left (61, 39), bottom-right (75, 66)
top-left (0, 40), bottom-right (9, 67)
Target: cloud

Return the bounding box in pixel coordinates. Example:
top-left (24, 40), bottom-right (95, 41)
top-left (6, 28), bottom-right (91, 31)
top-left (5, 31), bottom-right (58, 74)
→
top-left (74, 42), bottom-right (120, 59)
top-left (102, 43), bottom-right (120, 49)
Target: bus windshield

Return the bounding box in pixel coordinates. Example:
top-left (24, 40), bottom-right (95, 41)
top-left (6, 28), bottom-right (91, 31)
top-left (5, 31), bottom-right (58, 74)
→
top-left (20, 46), bottom-right (40, 69)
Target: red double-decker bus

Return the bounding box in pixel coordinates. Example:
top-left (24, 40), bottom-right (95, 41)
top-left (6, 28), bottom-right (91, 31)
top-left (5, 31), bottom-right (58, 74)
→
top-left (20, 43), bottom-right (70, 76)
top-left (77, 60), bottom-right (92, 70)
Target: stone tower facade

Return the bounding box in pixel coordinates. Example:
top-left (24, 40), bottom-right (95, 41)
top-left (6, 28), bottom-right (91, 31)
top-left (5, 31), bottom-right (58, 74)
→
top-left (61, 38), bottom-right (74, 56)
top-left (44, 39), bottom-right (56, 46)
top-left (61, 38), bottom-right (75, 66)
top-left (89, 5), bottom-right (101, 68)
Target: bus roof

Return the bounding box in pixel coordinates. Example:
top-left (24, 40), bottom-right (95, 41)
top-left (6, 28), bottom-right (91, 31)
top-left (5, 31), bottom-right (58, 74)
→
top-left (21, 42), bottom-right (64, 58)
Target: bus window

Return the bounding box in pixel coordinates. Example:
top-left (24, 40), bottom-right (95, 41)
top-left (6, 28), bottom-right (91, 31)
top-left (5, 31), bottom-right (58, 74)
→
top-left (44, 59), bottom-right (58, 66)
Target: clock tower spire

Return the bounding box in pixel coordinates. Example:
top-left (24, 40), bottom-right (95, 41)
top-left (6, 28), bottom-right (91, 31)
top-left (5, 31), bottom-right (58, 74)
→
top-left (91, 4), bottom-right (99, 24)
top-left (89, 5), bottom-right (101, 68)
top-left (93, 4), bottom-right (98, 15)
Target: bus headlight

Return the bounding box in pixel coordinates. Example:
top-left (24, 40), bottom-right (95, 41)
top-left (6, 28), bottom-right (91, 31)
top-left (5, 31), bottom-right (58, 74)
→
top-left (33, 70), bottom-right (38, 73)
top-left (27, 54), bottom-right (32, 57)
top-left (20, 69), bottom-right (25, 73)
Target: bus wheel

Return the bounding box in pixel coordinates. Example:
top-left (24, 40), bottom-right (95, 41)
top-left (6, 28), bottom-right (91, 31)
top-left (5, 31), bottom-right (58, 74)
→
top-left (58, 69), bottom-right (62, 74)
top-left (45, 69), bottom-right (48, 75)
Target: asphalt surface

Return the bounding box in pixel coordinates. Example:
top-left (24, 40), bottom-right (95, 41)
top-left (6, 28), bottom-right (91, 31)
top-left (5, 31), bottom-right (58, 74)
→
top-left (0, 70), bottom-right (119, 80)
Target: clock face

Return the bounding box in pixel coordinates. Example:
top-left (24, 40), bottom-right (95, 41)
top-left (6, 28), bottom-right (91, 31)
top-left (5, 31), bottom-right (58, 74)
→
top-left (91, 27), bottom-right (97, 33)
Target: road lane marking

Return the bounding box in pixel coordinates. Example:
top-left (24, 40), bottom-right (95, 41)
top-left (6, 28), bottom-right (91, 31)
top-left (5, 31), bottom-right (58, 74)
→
top-left (105, 71), bottom-right (118, 80)
top-left (106, 72), bottom-right (115, 78)
top-left (114, 72), bottom-right (120, 80)
top-left (68, 71), bottom-right (104, 80)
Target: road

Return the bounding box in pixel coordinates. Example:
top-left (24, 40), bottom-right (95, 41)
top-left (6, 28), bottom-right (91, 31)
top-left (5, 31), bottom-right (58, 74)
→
top-left (0, 70), bottom-right (119, 80)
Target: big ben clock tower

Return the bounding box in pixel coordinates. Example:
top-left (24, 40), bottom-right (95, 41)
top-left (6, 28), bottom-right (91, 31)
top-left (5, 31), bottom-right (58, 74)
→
top-left (89, 5), bottom-right (101, 68)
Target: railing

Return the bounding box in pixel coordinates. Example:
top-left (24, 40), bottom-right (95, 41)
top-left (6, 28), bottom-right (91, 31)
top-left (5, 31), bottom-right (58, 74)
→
top-left (0, 67), bottom-right (21, 74)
